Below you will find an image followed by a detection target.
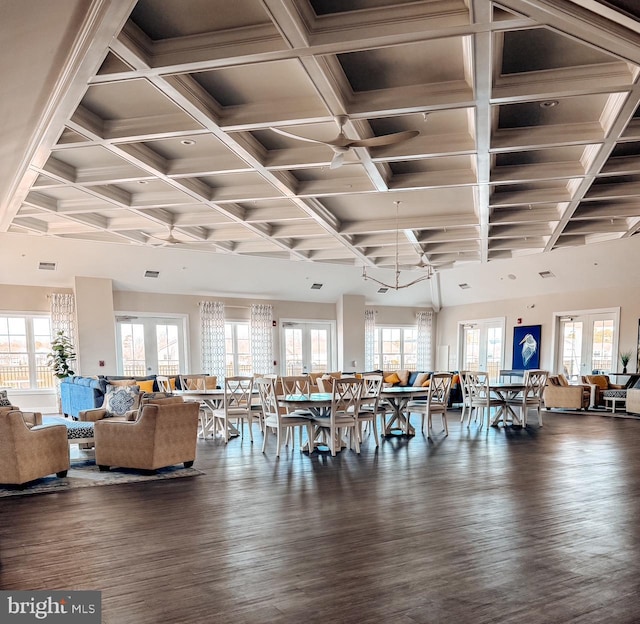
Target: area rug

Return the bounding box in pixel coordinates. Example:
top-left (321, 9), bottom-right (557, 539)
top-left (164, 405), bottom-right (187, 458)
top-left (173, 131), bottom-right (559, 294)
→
top-left (0, 459), bottom-right (204, 499)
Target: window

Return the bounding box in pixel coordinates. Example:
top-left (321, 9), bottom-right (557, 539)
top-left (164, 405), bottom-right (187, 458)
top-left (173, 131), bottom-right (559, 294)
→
top-left (225, 322), bottom-right (252, 376)
top-left (116, 316), bottom-right (186, 376)
top-left (281, 321), bottom-right (334, 375)
top-left (459, 318), bottom-right (505, 381)
top-left (0, 315), bottom-right (53, 390)
top-left (374, 327), bottom-right (417, 371)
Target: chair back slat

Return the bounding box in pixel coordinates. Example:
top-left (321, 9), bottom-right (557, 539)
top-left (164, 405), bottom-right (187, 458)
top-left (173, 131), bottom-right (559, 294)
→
top-left (224, 376), bottom-right (253, 408)
top-left (428, 372), bottom-right (453, 406)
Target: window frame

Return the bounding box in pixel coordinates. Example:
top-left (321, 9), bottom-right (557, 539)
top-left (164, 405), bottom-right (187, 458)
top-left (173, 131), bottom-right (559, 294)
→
top-left (225, 321), bottom-right (252, 377)
top-left (0, 313), bottom-right (53, 392)
top-left (373, 325), bottom-right (418, 372)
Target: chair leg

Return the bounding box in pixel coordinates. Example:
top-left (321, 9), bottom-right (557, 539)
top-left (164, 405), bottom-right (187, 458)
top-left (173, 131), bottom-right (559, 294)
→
top-left (306, 423), bottom-right (314, 452)
top-left (372, 417), bottom-right (379, 447)
top-left (442, 410), bottom-right (448, 435)
top-left (248, 416), bottom-right (254, 443)
top-left (262, 423), bottom-right (269, 453)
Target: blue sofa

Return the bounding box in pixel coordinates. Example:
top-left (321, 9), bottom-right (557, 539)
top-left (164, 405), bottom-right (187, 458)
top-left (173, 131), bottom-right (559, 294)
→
top-left (60, 375), bottom-right (158, 419)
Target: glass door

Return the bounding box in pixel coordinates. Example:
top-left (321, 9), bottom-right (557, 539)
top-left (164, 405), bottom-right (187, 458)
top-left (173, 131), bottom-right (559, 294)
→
top-left (116, 316), bottom-right (186, 376)
top-left (557, 312), bottom-right (617, 380)
top-left (281, 321), bottom-right (334, 375)
top-left (459, 318), bottom-right (504, 381)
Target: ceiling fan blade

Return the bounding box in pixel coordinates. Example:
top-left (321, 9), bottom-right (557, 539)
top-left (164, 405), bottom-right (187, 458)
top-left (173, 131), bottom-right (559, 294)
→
top-left (348, 130), bottom-right (420, 149)
top-left (330, 152), bottom-right (345, 169)
top-left (269, 127), bottom-right (327, 145)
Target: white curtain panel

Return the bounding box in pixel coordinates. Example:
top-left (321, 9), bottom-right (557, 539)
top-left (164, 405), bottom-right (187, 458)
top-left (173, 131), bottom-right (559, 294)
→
top-left (416, 310), bottom-right (433, 371)
top-left (250, 304), bottom-right (273, 376)
top-left (200, 301), bottom-right (226, 381)
top-left (364, 308), bottom-right (377, 371)
top-left (50, 293), bottom-right (77, 346)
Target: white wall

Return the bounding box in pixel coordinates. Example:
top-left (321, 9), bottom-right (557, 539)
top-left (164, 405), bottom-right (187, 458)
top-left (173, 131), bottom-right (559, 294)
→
top-left (436, 285), bottom-right (640, 373)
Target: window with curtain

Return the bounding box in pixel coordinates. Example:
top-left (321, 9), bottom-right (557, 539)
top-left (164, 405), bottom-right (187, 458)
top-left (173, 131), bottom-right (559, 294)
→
top-left (200, 301), bottom-right (226, 381)
top-left (225, 322), bottom-right (252, 376)
top-left (374, 327), bottom-right (417, 371)
top-left (250, 304), bottom-right (273, 376)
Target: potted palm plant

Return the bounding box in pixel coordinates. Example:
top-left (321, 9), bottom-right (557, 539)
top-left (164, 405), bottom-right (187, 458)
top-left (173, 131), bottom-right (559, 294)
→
top-left (620, 351), bottom-right (632, 374)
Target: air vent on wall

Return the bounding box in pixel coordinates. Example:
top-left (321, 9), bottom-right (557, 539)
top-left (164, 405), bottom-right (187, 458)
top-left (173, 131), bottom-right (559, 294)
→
top-left (378, 287), bottom-right (389, 294)
top-left (38, 261), bottom-right (56, 271)
top-left (310, 283), bottom-right (323, 290)
top-left (144, 270), bottom-right (160, 278)
top-left (539, 270), bottom-right (555, 279)
top-left (458, 283), bottom-right (471, 289)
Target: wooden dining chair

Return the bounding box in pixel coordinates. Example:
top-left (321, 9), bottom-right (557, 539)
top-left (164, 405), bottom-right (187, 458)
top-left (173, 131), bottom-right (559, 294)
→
top-left (179, 374), bottom-right (207, 392)
top-left (312, 377), bottom-right (363, 456)
top-left (467, 371), bottom-right (504, 429)
top-left (256, 377), bottom-right (314, 457)
top-left (357, 374), bottom-right (384, 447)
top-left (507, 369), bottom-right (548, 426)
top-left (458, 370), bottom-right (474, 425)
top-left (212, 376), bottom-right (256, 443)
top-left (407, 372), bottom-right (452, 437)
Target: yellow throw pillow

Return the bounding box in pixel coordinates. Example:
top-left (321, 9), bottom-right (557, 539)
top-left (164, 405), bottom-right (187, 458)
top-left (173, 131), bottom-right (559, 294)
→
top-left (451, 374), bottom-right (460, 386)
top-left (137, 379), bottom-right (154, 394)
top-left (384, 372), bottom-right (401, 384)
top-left (421, 379), bottom-right (431, 387)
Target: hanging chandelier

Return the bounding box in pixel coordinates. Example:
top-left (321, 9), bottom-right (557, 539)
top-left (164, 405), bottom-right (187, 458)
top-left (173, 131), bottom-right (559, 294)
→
top-left (362, 201), bottom-right (434, 290)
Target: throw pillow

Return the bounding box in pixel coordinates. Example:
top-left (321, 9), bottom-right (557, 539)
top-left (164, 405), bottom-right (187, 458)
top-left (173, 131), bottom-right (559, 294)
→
top-left (413, 372), bottom-right (430, 387)
top-left (204, 376), bottom-right (217, 390)
top-left (396, 370), bottom-right (411, 386)
top-left (384, 372), bottom-right (401, 384)
top-left (103, 384), bottom-right (140, 417)
top-left (421, 379), bottom-right (431, 387)
top-left (137, 379), bottom-right (155, 394)
top-left (0, 397), bottom-right (12, 407)
top-left (557, 374), bottom-right (569, 387)
top-left (108, 379), bottom-right (137, 387)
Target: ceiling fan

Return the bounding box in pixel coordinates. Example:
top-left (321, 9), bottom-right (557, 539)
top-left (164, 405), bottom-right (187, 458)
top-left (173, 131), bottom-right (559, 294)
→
top-left (269, 115), bottom-right (420, 169)
top-left (146, 226), bottom-right (200, 247)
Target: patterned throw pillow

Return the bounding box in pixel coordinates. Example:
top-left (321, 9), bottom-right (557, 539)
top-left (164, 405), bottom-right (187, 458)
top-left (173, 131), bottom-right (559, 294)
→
top-left (0, 389), bottom-right (11, 407)
top-left (103, 384), bottom-right (140, 417)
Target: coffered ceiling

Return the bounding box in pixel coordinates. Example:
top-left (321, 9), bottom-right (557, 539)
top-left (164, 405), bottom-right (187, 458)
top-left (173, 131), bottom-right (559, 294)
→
top-left (4, 0), bottom-right (640, 305)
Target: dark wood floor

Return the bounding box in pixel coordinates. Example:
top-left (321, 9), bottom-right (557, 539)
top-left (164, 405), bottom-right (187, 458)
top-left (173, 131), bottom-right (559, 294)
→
top-left (2, 410), bottom-right (640, 623)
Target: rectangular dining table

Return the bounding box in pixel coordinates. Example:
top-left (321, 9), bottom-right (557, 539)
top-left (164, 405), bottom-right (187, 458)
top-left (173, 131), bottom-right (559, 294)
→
top-left (488, 382), bottom-right (526, 426)
top-left (380, 386), bottom-right (429, 436)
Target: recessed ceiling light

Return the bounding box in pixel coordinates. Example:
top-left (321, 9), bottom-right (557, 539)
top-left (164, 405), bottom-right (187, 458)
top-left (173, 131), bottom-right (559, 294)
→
top-left (38, 261), bottom-right (56, 271)
top-left (144, 270), bottom-right (160, 278)
top-left (539, 270), bottom-right (555, 279)
top-left (508, 274), bottom-right (516, 280)
top-left (540, 100), bottom-right (558, 108)
top-left (310, 283), bottom-right (323, 290)
top-left (459, 283), bottom-right (471, 289)
top-left (181, 139), bottom-right (196, 146)
top-left (377, 287), bottom-right (389, 293)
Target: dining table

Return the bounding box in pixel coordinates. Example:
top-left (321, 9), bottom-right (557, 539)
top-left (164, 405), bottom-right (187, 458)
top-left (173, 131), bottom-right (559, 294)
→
top-left (380, 386), bottom-right (429, 436)
top-left (489, 381), bottom-right (526, 426)
top-left (279, 392), bottom-right (346, 452)
top-left (174, 388), bottom-right (254, 438)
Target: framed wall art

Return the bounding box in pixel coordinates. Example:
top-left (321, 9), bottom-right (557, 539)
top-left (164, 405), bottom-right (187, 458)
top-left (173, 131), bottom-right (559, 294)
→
top-left (512, 325), bottom-right (541, 370)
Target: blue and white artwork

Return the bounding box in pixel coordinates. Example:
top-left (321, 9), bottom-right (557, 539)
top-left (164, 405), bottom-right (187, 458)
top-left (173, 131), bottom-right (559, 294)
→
top-left (512, 325), bottom-right (541, 370)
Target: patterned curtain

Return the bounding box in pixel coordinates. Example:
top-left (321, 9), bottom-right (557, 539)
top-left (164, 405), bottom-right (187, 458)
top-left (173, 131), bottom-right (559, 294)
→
top-left (416, 310), bottom-right (433, 371)
top-left (250, 304), bottom-right (273, 376)
top-left (364, 308), bottom-right (377, 371)
top-left (50, 292), bottom-right (77, 346)
top-left (200, 301), bottom-right (226, 381)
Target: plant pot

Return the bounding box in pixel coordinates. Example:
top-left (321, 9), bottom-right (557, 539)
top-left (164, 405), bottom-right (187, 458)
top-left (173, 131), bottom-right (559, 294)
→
top-left (623, 366), bottom-right (628, 374)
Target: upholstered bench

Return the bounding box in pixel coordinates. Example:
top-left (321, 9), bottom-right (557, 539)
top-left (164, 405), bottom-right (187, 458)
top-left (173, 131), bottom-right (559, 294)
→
top-left (42, 416), bottom-right (94, 445)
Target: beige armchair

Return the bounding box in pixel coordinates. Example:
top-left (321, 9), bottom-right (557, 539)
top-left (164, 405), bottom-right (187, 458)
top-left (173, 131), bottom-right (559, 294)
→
top-left (582, 374), bottom-right (625, 407)
top-left (0, 405), bottom-right (42, 428)
top-left (544, 375), bottom-right (591, 410)
top-left (0, 410), bottom-right (70, 485)
top-left (94, 400), bottom-right (200, 472)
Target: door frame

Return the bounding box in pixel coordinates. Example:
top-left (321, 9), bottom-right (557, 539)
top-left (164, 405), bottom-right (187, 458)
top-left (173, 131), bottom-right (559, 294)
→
top-left (456, 316), bottom-right (506, 379)
top-left (279, 318), bottom-right (337, 376)
top-left (114, 311), bottom-right (190, 375)
top-left (551, 307), bottom-right (620, 376)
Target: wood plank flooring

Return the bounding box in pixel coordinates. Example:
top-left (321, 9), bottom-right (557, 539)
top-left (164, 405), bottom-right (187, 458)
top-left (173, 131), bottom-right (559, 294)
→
top-left (2, 411), bottom-right (640, 623)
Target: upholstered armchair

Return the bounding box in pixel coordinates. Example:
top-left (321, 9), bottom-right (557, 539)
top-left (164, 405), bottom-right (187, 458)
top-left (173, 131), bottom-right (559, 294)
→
top-left (0, 405), bottom-right (42, 427)
top-left (0, 410), bottom-right (70, 484)
top-left (582, 374), bottom-right (625, 407)
top-left (94, 400), bottom-right (200, 472)
top-left (543, 375), bottom-right (591, 410)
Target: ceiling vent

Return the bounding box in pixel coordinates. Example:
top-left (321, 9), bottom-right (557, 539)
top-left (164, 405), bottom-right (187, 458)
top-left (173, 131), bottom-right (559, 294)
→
top-left (377, 287), bottom-right (389, 294)
top-left (458, 283), bottom-right (471, 289)
top-left (539, 270), bottom-right (555, 279)
top-left (38, 261), bottom-right (56, 271)
top-left (144, 270), bottom-right (160, 278)
top-left (310, 283), bottom-right (323, 290)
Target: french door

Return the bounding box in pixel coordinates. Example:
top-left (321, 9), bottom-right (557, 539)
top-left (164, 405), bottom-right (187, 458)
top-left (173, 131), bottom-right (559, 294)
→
top-left (459, 318), bottom-right (504, 381)
top-left (116, 316), bottom-right (186, 376)
top-left (281, 321), bottom-right (334, 376)
top-left (556, 311), bottom-right (618, 380)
